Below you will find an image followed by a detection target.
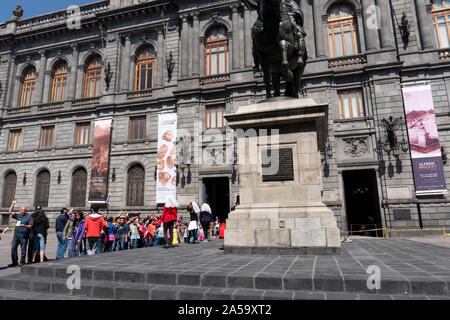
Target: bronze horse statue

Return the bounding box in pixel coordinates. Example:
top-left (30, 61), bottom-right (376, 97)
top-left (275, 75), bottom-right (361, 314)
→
top-left (245, 0), bottom-right (308, 99)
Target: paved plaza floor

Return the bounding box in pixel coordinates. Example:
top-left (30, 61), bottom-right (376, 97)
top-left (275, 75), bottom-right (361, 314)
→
top-left (0, 233), bottom-right (449, 300)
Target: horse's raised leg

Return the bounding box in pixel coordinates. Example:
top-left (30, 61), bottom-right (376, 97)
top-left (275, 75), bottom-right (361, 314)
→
top-left (272, 73), bottom-right (281, 97)
top-left (279, 40), bottom-right (293, 83)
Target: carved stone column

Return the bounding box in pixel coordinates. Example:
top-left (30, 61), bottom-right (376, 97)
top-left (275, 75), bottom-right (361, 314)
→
top-left (35, 50), bottom-right (48, 104)
top-left (243, 5), bottom-right (253, 68)
top-left (414, 0), bottom-right (435, 49)
top-left (180, 15), bottom-right (189, 78)
top-left (362, 0), bottom-right (380, 51)
top-left (192, 13), bottom-right (200, 76)
top-left (313, 0), bottom-right (326, 58)
top-left (121, 34), bottom-right (132, 91)
top-left (376, 0), bottom-right (395, 49)
top-left (231, 4), bottom-right (241, 71)
top-left (68, 44), bottom-right (79, 100)
top-left (75, 65), bottom-right (85, 99)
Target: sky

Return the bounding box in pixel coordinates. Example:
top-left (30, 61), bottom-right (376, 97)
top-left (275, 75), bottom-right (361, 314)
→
top-left (1, 0), bottom-right (96, 23)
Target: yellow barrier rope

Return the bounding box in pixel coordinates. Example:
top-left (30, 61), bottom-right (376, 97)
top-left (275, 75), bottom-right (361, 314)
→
top-left (340, 226), bottom-right (449, 247)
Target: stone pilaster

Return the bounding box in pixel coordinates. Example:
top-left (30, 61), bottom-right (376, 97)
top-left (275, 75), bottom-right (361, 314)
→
top-left (231, 4), bottom-right (241, 71)
top-left (121, 34), bottom-right (131, 91)
top-left (6, 55), bottom-right (17, 107)
top-left (199, 36), bottom-right (205, 76)
top-left (243, 5), bottom-right (253, 68)
top-left (180, 15), bottom-right (189, 78)
top-left (35, 50), bottom-right (48, 104)
top-left (68, 44), bottom-right (79, 100)
top-left (156, 29), bottom-right (164, 86)
top-left (414, 0), bottom-right (435, 49)
top-left (192, 13), bottom-right (200, 76)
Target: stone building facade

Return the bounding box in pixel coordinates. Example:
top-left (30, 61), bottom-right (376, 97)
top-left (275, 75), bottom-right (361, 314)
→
top-left (0, 0), bottom-right (449, 233)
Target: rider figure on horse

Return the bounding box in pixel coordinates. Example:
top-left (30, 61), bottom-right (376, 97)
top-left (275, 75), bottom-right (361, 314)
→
top-left (247, 0), bottom-right (306, 66)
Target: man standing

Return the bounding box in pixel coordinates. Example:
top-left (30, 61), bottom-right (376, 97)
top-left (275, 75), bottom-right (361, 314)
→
top-left (55, 208), bottom-right (69, 260)
top-left (84, 209), bottom-right (108, 255)
top-left (8, 199), bottom-right (33, 267)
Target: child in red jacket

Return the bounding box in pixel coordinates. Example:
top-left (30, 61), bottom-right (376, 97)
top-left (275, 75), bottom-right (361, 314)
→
top-left (159, 196), bottom-right (178, 249)
top-left (84, 211), bottom-right (108, 255)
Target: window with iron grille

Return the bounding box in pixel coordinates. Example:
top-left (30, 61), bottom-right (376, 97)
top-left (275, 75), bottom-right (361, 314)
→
top-left (337, 89), bottom-right (365, 119)
top-left (127, 165), bottom-right (145, 206)
top-left (35, 170), bottom-right (50, 208)
top-left (205, 105), bottom-right (225, 130)
top-left (7, 129), bottom-right (21, 151)
top-left (40, 126), bottom-right (55, 148)
top-left (75, 122), bottom-right (91, 146)
top-left (129, 116), bottom-right (146, 141)
top-left (2, 172), bottom-right (17, 208)
top-left (71, 168), bottom-right (87, 208)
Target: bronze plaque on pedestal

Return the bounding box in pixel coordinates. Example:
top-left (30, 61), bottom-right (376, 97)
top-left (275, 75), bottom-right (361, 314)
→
top-left (262, 148), bottom-right (294, 182)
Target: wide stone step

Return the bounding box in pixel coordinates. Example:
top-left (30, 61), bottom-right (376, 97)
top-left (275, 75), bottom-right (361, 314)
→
top-left (0, 273), bottom-right (446, 300)
top-left (9, 262), bottom-right (450, 297)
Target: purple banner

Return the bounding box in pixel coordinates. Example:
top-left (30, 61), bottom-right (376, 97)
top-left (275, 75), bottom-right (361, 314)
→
top-left (402, 85), bottom-right (447, 195)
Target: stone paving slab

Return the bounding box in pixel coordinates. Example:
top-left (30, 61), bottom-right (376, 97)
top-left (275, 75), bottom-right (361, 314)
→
top-left (0, 238), bottom-right (449, 300)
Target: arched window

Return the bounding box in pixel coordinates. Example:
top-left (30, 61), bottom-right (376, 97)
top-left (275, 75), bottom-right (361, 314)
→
top-left (205, 26), bottom-right (228, 75)
top-left (327, 4), bottom-right (360, 57)
top-left (127, 164), bottom-right (145, 206)
top-left (432, 0), bottom-right (450, 48)
top-left (71, 168), bottom-right (87, 207)
top-left (35, 170), bottom-right (50, 208)
top-left (19, 66), bottom-right (37, 107)
top-left (83, 55), bottom-right (102, 98)
top-left (135, 46), bottom-right (155, 90)
top-left (50, 61), bottom-right (68, 102)
top-left (2, 172), bottom-right (17, 208)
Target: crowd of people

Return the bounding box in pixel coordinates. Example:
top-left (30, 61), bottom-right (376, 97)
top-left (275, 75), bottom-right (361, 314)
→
top-left (6, 196), bottom-right (230, 267)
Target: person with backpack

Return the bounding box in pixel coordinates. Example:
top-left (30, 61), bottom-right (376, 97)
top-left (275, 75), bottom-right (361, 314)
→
top-left (31, 208), bottom-right (49, 263)
top-left (75, 211), bottom-right (87, 256)
top-left (84, 209), bottom-right (108, 255)
top-left (200, 203), bottom-right (213, 242)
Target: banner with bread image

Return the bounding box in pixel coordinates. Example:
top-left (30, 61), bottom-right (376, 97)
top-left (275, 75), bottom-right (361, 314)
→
top-left (156, 113), bottom-right (177, 203)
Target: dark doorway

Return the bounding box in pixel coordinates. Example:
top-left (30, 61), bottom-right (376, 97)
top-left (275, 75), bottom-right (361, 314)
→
top-left (203, 177), bottom-right (230, 222)
top-left (343, 170), bottom-right (382, 237)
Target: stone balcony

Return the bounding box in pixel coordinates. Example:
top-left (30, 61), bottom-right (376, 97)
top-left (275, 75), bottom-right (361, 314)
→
top-left (199, 73), bottom-right (231, 86)
top-left (328, 54), bottom-right (367, 69)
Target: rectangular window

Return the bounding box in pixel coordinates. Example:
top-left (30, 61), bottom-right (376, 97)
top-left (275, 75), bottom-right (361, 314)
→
top-left (40, 126), bottom-right (55, 148)
top-left (129, 116), bottom-right (146, 141)
top-left (7, 129), bottom-right (21, 151)
top-left (75, 122), bottom-right (91, 146)
top-left (205, 105), bottom-right (225, 130)
top-left (337, 89), bottom-right (365, 119)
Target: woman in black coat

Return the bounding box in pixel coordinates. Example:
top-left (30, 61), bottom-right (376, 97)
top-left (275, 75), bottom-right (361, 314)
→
top-left (200, 203), bottom-right (213, 242)
top-left (32, 209), bottom-right (49, 263)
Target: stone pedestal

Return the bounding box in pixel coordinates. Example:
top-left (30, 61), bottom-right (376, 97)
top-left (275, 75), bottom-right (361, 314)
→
top-left (224, 98), bottom-right (341, 255)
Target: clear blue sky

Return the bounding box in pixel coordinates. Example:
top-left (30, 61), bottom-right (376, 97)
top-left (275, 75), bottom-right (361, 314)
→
top-left (1, 0), bottom-right (97, 23)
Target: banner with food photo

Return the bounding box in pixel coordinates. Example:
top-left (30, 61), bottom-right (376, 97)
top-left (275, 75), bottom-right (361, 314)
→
top-left (156, 113), bottom-right (177, 203)
top-left (88, 118), bottom-right (113, 203)
top-left (402, 84), bottom-right (447, 195)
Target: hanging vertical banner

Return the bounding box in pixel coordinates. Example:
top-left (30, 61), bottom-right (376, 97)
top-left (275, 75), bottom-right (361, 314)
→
top-left (156, 113), bottom-right (177, 203)
top-left (402, 85), bottom-right (447, 195)
top-left (88, 118), bottom-right (113, 203)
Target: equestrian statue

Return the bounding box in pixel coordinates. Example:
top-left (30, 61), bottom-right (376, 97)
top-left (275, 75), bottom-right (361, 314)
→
top-left (243, 0), bottom-right (308, 99)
